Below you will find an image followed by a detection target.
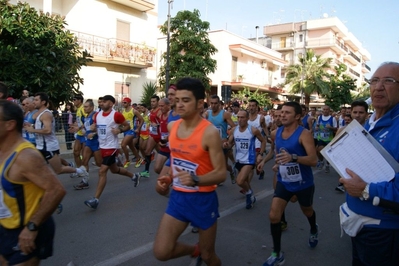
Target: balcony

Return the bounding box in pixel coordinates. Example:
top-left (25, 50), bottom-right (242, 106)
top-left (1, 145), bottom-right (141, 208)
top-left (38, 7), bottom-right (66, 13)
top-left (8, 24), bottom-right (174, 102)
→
top-left (344, 52), bottom-right (358, 66)
top-left (348, 68), bottom-right (360, 78)
top-left (362, 63), bottom-right (371, 73)
top-left (349, 51), bottom-right (361, 63)
top-left (72, 31), bottom-right (155, 68)
top-left (110, 0), bottom-right (155, 11)
top-left (269, 41), bottom-right (295, 51)
top-left (306, 38), bottom-right (348, 55)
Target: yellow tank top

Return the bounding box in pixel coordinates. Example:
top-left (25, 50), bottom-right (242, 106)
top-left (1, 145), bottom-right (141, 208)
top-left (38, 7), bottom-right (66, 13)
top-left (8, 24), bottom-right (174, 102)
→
top-left (76, 105), bottom-right (87, 136)
top-left (0, 142), bottom-right (45, 229)
top-left (122, 108), bottom-right (135, 128)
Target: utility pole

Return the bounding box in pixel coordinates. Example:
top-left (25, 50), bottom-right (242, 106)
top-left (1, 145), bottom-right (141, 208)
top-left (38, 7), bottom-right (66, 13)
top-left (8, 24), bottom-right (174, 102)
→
top-left (165, 0), bottom-right (173, 92)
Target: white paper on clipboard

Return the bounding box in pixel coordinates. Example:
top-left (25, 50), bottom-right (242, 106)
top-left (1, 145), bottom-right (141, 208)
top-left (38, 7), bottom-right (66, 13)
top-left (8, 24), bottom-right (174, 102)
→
top-left (320, 120), bottom-right (399, 183)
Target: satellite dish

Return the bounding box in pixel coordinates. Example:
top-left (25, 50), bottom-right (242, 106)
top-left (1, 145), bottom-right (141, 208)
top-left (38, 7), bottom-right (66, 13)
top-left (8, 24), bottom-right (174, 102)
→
top-left (323, 13), bottom-right (329, 18)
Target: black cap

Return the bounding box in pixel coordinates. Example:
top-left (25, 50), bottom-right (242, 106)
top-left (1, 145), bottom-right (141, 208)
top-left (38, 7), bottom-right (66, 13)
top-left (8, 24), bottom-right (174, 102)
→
top-left (73, 94), bottom-right (83, 101)
top-left (102, 95), bottom-right (115, 104)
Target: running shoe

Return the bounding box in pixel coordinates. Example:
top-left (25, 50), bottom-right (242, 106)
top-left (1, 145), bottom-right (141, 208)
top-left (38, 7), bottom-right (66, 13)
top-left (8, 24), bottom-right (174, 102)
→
top-left (140, 171), bottom-right (150, 178)
top-left (325, 164), bottom-right (330, 173)
top-left (68, 161), bottom-right (76, 168)
top-left (316, 160), bottom-right (324, 170)
top-left (123, 161), bottom-right (130, 168)
top-left (70, 172), bottom-right (79, 178)
top-left (259, 170), bottom-right (265, 180)
top-left (245, 193), bottom-right (256, 209)
top-left (56, 204), bottom-right (63, 214)
top-left (308, 224), bottom-right (319, 248)
top-left (191, 227), bottom-right (199, 233)
top-left (84, 197), bottom-right (99, 210)
top-left (132, 173), bottom-right (141, 187)
top-left (335, 184), bottom-right (345, 193)
top-left (74, 181), bottom-right (89, 190)
top-left (263, 252), bottom-right (285, 266)
top-left (135, 158), bottom-right (144, 168)
top-left (280, 221), bottom-right (288, 231)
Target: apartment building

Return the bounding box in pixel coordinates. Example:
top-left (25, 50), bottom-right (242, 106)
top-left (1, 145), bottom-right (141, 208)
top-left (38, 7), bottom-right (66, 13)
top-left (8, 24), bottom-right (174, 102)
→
top-left (263, 17), bottom-right (371, 91)
top-left (158, 29), bottom-right (288, 104)
top-left (9, 0), bottom-right (158, 104)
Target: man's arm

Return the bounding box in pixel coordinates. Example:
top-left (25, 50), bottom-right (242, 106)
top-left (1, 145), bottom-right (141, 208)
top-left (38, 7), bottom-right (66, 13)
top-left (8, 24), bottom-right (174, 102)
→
top-left (25, 112), bottom-right (53, 134)
top-left (224, 111), bottom-right (236, 128)
top-left (259, 115), bottom-right (269, 137)
top-left (257, 129), bottom-right (276, 171)
top-left (112, 112), bottom-right (130, 134)
top-left (298, 130), bottom-right (318, 167)
top-left (134, 110), bottom-right (144, 133)
top-left (13, 148), bottom-right (66, 254)
top-left (222, 127), bottom-right (236, 149)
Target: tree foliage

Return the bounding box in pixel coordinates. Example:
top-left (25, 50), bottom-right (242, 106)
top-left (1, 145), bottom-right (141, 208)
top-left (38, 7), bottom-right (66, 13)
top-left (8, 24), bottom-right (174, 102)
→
top-left (285, 49), bottom-right (331, 106)
top-left (322, 64), bottom-right (355, 111)
top-left (140, 81), bottom-right (159, 107)
top-left (0, 0), bottom-right (91, 107)
top-left (231, 87), bottom-right (272, 109)
top-left (158, 9), bottom-right (217, 92)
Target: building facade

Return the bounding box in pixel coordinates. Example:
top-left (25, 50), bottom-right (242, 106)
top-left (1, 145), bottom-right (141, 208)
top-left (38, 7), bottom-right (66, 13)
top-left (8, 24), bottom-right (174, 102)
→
top-left (263, 17), bottom-right (371, 98)
top-left (10, 0), bottom-right (159, 105)
top-left (157, 29), bottom-right (288, 104)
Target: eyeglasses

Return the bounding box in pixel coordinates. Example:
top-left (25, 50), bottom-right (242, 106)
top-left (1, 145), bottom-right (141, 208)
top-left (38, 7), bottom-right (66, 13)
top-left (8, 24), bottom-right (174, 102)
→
top-left (367, 78), bottom-right (399, 86)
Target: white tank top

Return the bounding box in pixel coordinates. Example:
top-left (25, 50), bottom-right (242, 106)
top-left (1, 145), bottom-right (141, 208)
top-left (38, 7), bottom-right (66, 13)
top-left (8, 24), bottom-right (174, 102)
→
top-left (248, 114), bottom-right (262, 149)
top-left (35, 109), bottom-right (60, 151)
top-left (96, 109), bottom-right (119, 149)
top-left (233, 126), bottom-right (256, 164)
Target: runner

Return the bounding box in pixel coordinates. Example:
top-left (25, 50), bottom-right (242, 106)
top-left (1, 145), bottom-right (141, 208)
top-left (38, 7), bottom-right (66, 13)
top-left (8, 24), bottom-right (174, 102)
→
top-left (153, 98), bottom-right (171, 174)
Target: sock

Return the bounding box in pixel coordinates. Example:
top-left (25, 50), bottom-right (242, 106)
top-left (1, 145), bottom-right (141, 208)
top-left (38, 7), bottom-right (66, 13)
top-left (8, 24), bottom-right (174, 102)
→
top-left (76, 168), bottom-right (83, 174)
top-left (281, 211), bottom-right (286, 223)
top-left (307, 211), bottom-right (317, 234)
top-left (270, 222), bottom-right (282, 254)
top-left (145, 155), bottom-right (151, 171)
top-left (245, 189), bottom-right (252, 195)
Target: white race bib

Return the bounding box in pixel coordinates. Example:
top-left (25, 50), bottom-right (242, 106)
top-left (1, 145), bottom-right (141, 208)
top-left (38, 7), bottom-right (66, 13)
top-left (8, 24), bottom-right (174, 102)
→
top-left (279, 163), bottom-right (302, 182)
top-left (150, 125), bottom-right (158, 135)
top-left (98, 125), bottom-right (107, 140)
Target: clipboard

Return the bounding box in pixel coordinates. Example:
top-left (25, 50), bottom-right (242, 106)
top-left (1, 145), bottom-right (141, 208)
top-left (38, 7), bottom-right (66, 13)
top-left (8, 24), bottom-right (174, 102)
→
top-left (320, 120), bottom-right (399, 183)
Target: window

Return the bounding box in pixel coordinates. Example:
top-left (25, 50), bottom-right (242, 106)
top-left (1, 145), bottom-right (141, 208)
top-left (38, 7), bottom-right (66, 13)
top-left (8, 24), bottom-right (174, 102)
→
top-left (299, 34), bottom-right (303, 42)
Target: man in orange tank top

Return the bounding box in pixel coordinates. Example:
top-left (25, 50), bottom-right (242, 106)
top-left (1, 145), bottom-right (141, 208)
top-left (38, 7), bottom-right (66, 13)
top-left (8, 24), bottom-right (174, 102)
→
top-left (153, 78), bottom-right (226, 266)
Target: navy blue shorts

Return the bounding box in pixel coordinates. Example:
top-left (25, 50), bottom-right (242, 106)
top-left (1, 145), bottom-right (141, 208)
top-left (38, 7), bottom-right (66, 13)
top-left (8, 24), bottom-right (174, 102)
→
top-left (235, 162), bottom-right (255, 172)
top-left (38, 150), bottom-right (60, 162)
top-left (0, 217), bottom-right (55, 265)
top-left (75, 135), bottom-right (86, 145)
top-left (166, 190), bottom-right (219, 230)
top-left (274, 181), bottom-right (315, 207)
top-left (85, 139), bottom-right (100, 152)
top-left (157, 150), bottom-right (170, 159)
top-left (102, 153), bottom-right (117, 166)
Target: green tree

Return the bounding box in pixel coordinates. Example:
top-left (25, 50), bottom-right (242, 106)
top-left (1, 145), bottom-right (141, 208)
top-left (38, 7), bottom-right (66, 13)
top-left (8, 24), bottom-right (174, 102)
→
top-left (140, 81), bottom-right (159, 107)
top-left (231, 87), bottom-right (272, 109)
top-left (158, 9), bottom-right (217, 92)
top-left (285, 49), bottom-right (331, 107)
top-left (322, 64), bottom-right (355, 111)
top-left (0, 0), bottom-right (91, 106)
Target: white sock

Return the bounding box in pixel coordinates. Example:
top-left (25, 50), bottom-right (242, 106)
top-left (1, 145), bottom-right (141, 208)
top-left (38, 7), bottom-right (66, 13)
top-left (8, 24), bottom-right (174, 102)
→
top-left (246, 189), bottom-right (252, 195)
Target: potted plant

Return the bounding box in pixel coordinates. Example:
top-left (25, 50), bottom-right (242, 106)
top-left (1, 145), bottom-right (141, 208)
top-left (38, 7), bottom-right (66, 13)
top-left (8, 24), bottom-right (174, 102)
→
top-left (237, 74), bottom-right (244, 82)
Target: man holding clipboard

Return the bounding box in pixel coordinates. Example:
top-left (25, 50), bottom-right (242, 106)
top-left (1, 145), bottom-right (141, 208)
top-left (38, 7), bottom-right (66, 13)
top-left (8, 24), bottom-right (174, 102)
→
top-left (340, 62), bottom-right (399, 265)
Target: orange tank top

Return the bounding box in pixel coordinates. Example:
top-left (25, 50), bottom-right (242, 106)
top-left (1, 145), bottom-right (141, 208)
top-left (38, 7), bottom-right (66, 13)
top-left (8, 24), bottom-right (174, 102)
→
top-left (169, 118), bottom-right (216, 192)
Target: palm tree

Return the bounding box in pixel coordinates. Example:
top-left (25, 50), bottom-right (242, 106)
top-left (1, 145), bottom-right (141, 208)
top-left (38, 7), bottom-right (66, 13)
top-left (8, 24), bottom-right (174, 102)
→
top-left (285, 49), bottom-right (331, 107)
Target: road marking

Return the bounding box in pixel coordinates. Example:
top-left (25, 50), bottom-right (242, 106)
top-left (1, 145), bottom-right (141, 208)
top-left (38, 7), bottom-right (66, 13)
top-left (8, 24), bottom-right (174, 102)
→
top-left (93, 188), bottom-right (274, 266)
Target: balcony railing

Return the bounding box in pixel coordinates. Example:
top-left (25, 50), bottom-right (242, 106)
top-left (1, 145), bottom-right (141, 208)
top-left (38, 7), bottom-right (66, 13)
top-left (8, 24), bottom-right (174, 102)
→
top-left (362, 63), bottom-right (371, 71)
top-left (349, 68), bottom-right (360, 78)
top-left (71, 30), bottom-right (156, 67)
top-left (349, 51), bottom-right (361, 63)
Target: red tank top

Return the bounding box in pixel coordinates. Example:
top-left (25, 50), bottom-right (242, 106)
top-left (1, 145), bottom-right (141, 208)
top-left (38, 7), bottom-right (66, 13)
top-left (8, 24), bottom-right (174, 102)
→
top-left (159, 113), bottom-right (170, 153)
top-left (169, 118), bottom-right (216, 192)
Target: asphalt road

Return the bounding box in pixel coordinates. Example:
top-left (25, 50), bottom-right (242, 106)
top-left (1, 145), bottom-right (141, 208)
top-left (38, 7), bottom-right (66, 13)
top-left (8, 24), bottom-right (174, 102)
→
top-left (41, 156), bottom-right (352, 266)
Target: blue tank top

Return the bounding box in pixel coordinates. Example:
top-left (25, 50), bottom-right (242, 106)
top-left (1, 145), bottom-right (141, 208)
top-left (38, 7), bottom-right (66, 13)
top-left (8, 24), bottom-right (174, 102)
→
top-left (302, 114), bottom-right (310, 130)
top-left (84, 112), bottom-right (98, 143)
top-left (275, 126), bottom-right (314, 191)
top-left (207, 109), bottom-right (227, 139)
top-left (23, 110), bottom-right (37, 143)
top-left (168, 110), bottom-right (180, 123)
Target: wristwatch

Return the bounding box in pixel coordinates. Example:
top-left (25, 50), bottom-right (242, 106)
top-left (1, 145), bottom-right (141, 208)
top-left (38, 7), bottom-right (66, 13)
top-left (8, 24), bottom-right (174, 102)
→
top-left (191, 174), bottom-right (200, 187)
top-left (292, 154), bottom-right (298, 162)
top-left (362, 184), bottom-right (370, 200)
top-left (26, 221), bottom-right (38, 231)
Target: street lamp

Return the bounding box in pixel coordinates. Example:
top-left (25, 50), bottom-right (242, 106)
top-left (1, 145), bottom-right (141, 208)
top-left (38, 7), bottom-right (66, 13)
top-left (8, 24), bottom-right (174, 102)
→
top-left (165, 0), bottom-right (173, 92)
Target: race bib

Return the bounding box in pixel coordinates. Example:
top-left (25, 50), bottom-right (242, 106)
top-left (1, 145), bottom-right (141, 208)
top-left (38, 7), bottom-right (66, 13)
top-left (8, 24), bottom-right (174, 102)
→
top-left (0, 190), bottom-right (12, 219)
top-left (98, 125), bottom-right (107, 139)
top-left (84, 119), bottom-right (91, 131)
top-left (161, 132), bottom-right (169, 141)
top-left (172, 158), bottom-right (199, 190)
top-left (279, 163), bottom-right (302, 182)
top-left (236, 138), bottom-right (249, 150)
top-left (141, 122), bottom-right (147, 131)
top-left (150, 125), bottom-right (158, 135)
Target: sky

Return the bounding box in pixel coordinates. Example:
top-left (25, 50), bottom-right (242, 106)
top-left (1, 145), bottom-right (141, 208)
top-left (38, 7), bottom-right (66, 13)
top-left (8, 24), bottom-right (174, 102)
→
top-left (157, 0), bottom-right (399, 78)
